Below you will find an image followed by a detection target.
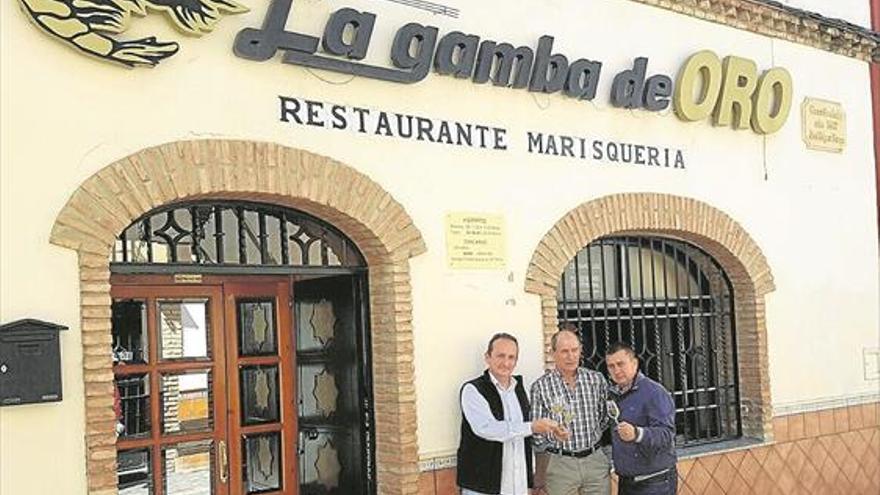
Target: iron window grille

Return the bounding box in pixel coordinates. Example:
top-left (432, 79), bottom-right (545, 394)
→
top-left (113, 200), bottom-right (366, 270)
top-left (558, 236), bottom-right (741, 447)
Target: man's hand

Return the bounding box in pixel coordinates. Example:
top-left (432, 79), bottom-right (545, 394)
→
top-left (530, 487), bottom-right (549, 495)
top-left (617, 421), bottom-right (638, 442)
top-left (552, 424), bottom-right (571, 442)
top-left (532, 418), bottom-right (559, 435)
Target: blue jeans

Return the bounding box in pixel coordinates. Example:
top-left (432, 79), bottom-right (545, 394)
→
top-left (618, 466), bottom-right (677, 495)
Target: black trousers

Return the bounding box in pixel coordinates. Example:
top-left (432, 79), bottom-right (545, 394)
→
top-left (618, 466), bottom-right (678, 495)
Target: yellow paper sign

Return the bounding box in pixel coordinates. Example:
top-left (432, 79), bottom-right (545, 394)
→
top-left (802, 98), bottom-right (846, 153)
top-left (445, 213), bottom-right (506, 269)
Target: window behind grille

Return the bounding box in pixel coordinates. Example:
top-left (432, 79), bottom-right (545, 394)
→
top-left (557, 236), bottom-right (740, 446)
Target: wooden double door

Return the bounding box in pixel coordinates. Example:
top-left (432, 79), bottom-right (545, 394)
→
top-left (112, 276), bottom-right (299, 495)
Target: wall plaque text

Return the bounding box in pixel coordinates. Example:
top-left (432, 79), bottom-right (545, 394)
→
top-left (802, 98), bottom-right (846, 153)
top-left (445, 213), bottom-right (506, 269)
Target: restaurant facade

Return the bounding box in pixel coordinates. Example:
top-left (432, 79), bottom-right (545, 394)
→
top-left (2, 0), bottom-right (880, 494)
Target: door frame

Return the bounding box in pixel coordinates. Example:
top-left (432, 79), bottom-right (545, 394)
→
top-left (111, 274), bottom-right (299, 495)
top-left (111, 281), bottom-right (229, 495)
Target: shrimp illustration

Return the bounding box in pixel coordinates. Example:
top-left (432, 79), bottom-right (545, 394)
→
top-left (17, 0), bottom-right (248, 67)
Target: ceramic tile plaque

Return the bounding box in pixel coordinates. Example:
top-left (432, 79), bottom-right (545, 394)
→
top-left (802, 98), bottom-right (846, 153)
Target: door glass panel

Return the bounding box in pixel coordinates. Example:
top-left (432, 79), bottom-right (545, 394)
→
top-left (117, 374), bottom-right (151, 439)
top-left (158, 299), bottom-right (210, 360)
top-left (118, 448), bottom-right (152, 495)
top-left (296, 300), bottom-right (336, 352)
top-left (112, 300), bottom-right (148, 364)
top-left (238, 300), bottom-right (277, 356)
top-left (242, 432), bottom-right (282, 494)
top-left (298, 364), bottom-right (338, 419)
top-left (240, 365), bottom-right (279, 425)
top-left (299, 430), bottom-right (352, 495)
top-left (161, 371), bottom-right (213, 434)
top-left (162, 440), bottom-right (214, 495)
top-left (241, 210), bottom-right (262, 265)
top-left (264, 216), bottom-right (282, 266)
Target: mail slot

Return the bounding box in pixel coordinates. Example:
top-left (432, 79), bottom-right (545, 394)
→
top-left (0, 319), bottom-right (68, 406)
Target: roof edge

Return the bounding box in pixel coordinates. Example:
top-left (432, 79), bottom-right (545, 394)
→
top-left (629, 0), bottom-right (880, 62)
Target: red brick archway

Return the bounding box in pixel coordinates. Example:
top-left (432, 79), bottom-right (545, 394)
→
top-left (524, 193), bottom-right (775, 439)
top-left (50, 140), bottom-right (427, 495)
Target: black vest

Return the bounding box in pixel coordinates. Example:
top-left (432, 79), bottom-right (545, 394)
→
top-left (457, 370), bottom-right (534, 494)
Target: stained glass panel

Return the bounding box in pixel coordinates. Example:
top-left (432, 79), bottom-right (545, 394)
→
top-left (242, 433), bottom-right (282, 494)
top-left (240, 365), bottom-right (279, 425)
top-left (238, 300), bottom-right (277, 356)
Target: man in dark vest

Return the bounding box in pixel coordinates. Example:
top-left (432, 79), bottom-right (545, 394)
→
top-left (458, 332), bottom-right (563, 495)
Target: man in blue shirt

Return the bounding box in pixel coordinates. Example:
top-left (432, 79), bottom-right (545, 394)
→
top-left (605, 343), bottom-right (677, 495)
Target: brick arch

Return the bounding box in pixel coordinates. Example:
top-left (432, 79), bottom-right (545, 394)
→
top-left (50, 140), bottom-right (427, 495)
top-left (524, 193), bottom-right (775, 440)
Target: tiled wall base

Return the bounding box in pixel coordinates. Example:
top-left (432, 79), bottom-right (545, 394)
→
top-left (420, 403), bottom-right (880, 494)
top-left (418, 467), bottom-right (457, 495)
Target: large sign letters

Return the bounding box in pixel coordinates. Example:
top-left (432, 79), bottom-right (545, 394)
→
top-left (235, 1), bottom-right (793, 135)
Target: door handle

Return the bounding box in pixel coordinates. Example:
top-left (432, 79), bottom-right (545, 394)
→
top-left (218, 440), bottom-right (229, 484)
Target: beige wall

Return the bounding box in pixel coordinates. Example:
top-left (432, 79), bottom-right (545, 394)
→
top-left (2, 0), bottom-right (878, 492)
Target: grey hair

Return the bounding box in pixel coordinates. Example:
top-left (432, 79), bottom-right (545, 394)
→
top-left (551, 322), bottom-right (580, 351)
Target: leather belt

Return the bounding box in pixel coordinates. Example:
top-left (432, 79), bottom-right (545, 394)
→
top-left (618, 467), bottom-right (673, 483)
top-left (545, 445), bottom-right (597, 458)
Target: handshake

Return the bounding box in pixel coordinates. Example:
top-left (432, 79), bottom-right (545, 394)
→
top-left (531, 418), bottom-right (572, 442)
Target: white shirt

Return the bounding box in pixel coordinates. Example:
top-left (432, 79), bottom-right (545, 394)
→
top-left (461, 374), bottom-right (533, 495)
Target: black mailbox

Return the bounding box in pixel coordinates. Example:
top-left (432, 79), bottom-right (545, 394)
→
top-left (0, 319), bottom-right (68, 406)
